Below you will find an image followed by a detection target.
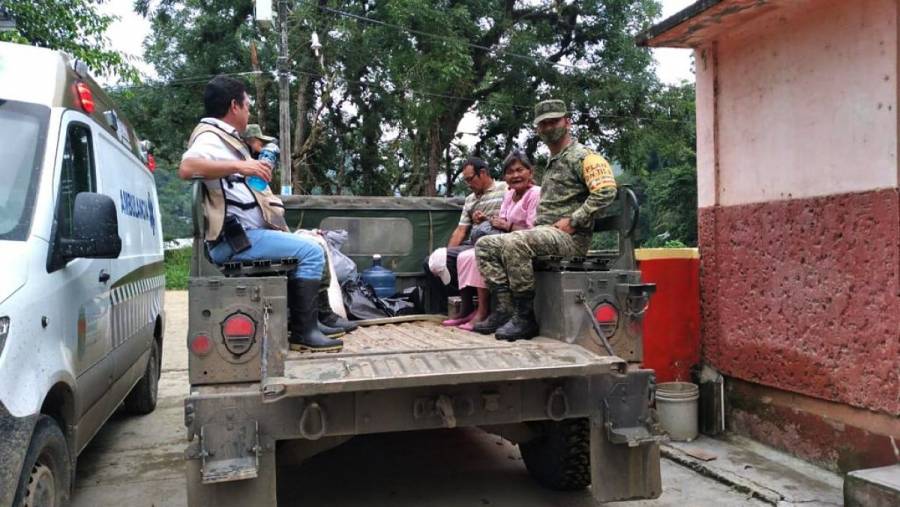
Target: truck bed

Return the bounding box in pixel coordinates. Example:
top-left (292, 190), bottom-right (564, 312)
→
top-left (267, 319), bottom-right (622, 397)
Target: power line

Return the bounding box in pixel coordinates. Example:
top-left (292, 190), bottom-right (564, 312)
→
top-left (107, 69), bottom-right (689, 125)
top-left (106, 70), bottom-right (265, 91)
top-left (296, 68), bottom-right (531, 111)
top-left (303, 4), bottom-right (586, 72)
top-left (105, 69), bottom-right (689, 125)
top-left (288, 68), bottom-right (687, 124)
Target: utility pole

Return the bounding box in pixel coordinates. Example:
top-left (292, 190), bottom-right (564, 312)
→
top-left (277, 0), bottom-right (292, 195)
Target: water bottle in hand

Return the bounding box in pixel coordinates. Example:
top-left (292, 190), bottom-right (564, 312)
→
top-left (248, 143), bottom-right (280, 192)
top-left (246, 175), bottom-right (269, 192)
top-left (259, 142), bottom-right (280, 168)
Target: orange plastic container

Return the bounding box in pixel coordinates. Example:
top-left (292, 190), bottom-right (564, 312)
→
top-left (636, 248), bottom-right (701, 383)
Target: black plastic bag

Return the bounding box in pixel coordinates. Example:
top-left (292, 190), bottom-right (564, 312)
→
top-left (378, 286), bottom-right (421, 316)
top-left (341, 277), bottom-right (422, 319)
top-left (341, 276), bottom-right (389, 320)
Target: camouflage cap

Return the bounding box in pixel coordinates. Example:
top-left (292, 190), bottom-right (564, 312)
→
top-left (533, 99), bottom-right (567, 126)
top-left (242, 124), bottom-right (276, 142)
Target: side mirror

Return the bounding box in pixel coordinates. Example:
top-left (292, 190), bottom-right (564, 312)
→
top-left (48, 192), bottom-right (122, 271)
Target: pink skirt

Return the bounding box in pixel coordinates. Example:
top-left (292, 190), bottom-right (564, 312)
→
top-left (456, 248), bottom-right (486, 289)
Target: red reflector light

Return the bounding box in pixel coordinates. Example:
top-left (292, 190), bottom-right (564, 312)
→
top-left (221, 313), bottom-right (256, 356)
top-left (147, 153), bottom-right (156, 172)
top-left (594, 303), bottom-right (618, 324)
top-left (223, 314), bottom-right (255, 337)
top-left (190, 334), bottom-right (212, 356)
top-left (75, 82), bottom-right (95, 113)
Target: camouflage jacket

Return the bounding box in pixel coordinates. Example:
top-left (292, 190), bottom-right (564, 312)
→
top-left (535, 141), bottom-right (617, 235)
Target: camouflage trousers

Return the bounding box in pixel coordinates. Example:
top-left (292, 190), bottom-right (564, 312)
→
top-left (475, 225), bottom-right (589, 293)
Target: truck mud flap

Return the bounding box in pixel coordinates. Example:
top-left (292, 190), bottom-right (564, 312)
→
top-left (590, 369), bottom-right (664, 502)
top-left (184, 400), bottom-right (264, 485)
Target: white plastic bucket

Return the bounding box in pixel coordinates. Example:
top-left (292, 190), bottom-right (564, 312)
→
top-left (656, 382), bottom-right (700, 441)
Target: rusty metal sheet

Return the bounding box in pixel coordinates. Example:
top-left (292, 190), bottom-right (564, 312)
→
top-left (266, 321), bottom-right (624, 397)
top-left (637, 0), bottom-right (787, 48)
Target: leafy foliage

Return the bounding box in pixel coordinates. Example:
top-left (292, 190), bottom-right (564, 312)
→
top-left (164, 247), bottom-right (191, 289)
top-left (112, 0), bottom-right (697, 245)
top-left (0, 0), bottom-right (136, 80)
top-left (628, 83), bottom-right (697, 246)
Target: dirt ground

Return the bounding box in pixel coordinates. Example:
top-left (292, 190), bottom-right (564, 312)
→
top-left (70, 291), bottom-right (768, 507)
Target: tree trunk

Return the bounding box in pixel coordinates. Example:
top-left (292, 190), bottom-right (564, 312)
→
top-left (292, 72), bottom-right (311, 193)
top-left (444, 143), bottom-right (453, 196)
top-left (249, 41), bottom-right (267, 128)
top-left (426, 122), bottom-right (441, 197)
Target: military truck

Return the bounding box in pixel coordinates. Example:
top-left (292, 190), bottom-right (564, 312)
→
top-left (183, 185), bottom-right (662, 505)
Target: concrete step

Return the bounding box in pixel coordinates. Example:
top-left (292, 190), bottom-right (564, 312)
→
top-left (844, 465), bottom-right (900, 507)
top-left (661, 434), bottom-right (843, 506)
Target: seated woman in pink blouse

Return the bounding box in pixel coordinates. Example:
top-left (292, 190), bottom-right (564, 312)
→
top-left (453, 151), bottom-right (540, 331)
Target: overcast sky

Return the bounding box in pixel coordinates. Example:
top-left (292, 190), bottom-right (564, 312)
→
top-left (99, 0), bottom-right (696, 85)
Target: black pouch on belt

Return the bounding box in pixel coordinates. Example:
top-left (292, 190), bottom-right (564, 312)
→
top-left (222, 215), bottom-right (251, 254)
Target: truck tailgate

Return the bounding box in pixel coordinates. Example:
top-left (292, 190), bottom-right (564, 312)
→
top-left (264, 320), bottom-right (623, 397)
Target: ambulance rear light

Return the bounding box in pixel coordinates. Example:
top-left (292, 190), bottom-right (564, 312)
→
top-left (75, 82), bottom-right (94, 113)
top-left (140, 140), bottom-right (156, 172)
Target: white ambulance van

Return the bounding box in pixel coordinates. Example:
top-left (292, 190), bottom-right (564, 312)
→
top-left (0, 42), bottom-right (165, 507)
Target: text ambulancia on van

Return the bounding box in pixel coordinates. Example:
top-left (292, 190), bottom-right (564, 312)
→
top-left (0, 42), bottom-right (165, 507)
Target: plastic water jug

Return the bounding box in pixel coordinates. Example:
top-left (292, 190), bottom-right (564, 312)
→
top-left (361, 254), bottom-right (396, 298)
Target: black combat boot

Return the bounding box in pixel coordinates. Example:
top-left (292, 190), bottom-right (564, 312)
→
top-left (318, 321), bottom-right (346, 339)
top-left (318, 288), bottom-right (358, 332)
top-left (288, 279), bottom-right (343, 353)
top-left (495, 291), bottom-right (539, 341)
top-left (473, 286), bottom-right (513, 334)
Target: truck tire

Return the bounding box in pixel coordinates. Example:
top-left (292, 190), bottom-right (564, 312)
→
top-left (124, 338), bottom-right (160, 415)
top-left (13, 415), bottom-right (71, 507)
top-left (519, 418), bottom-right (591, 491)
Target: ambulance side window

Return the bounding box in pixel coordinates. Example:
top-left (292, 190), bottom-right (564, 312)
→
top-left (57, 123), bottom-right (96, 237)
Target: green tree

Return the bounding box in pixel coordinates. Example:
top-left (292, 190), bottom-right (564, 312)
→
top-left (626, 83), bottom-right (697, 246)
top-left (0, 0), bottom-right (135, 80)
top-left (116, 0), bottom-right (699, 243)
top-left (290, 0), bottom-right (663, 195)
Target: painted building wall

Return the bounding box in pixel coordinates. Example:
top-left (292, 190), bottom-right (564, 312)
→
top-left (695, 0), bottom-right (899, 431)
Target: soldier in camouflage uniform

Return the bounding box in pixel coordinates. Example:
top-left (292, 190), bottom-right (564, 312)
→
top-left (474, 100), bottom-right (617, 340)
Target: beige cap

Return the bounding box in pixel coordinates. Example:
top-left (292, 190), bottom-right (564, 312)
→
top-left (427, 248), bottom-right (451, 285)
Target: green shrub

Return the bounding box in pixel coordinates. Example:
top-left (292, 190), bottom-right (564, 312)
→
top-left (165, 247), bottom-right (191, 290)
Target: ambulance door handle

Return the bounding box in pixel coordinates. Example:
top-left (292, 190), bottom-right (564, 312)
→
top-left (99, 270), bottom-right (110, 284)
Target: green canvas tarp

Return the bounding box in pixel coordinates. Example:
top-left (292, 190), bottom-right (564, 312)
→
top-left (282, 195), bottom-right (465, 275)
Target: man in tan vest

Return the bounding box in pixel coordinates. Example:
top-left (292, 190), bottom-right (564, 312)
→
top-left (178, 75), bottom-right (342, 353)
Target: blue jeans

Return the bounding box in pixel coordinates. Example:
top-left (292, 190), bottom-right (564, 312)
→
top-left (209, 228), bottom-right (325, 280)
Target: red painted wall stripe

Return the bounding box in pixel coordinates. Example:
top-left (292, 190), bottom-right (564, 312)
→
top-left (698, 188), bottom-right (899, 415)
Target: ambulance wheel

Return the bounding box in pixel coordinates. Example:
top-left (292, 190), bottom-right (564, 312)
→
top-left (14, 415), bottom-right (71, 507)
top-left (124, 338), bottom-right (160, 415)
top-left (519, 418), bottom-right (591, 491)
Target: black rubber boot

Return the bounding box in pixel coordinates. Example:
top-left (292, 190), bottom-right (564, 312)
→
top-left (473, 286), bottom-right (513, 335)
top-left (495, 291), bottom-right (539, 342)
top-left (318, 321), bottom-right (346, 339)
top-left (289, 279), bottom-right (343, 353)
top-left (318, 289), bottom-right (359, 332)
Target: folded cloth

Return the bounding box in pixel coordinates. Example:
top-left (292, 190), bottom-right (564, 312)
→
top-left (294, 229), bottom-right (347, 318)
